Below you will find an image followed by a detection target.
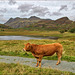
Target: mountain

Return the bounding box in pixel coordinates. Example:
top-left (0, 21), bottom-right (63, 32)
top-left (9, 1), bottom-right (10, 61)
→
top-left (4, 16), bottom-right (75, 31)
top-left (54, 17), bottom-right (72, 25)
top-left (25, 17), bottom-right (75, 31)
top-left (5, 16), bottom-right (42, 28)
top-left (0, 24), bottom-right (11, 29)
top-left (29, 16), bottom-right (40, 20)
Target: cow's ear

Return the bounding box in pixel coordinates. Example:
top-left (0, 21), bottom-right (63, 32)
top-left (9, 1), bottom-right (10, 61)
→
top-left (29, 43), bottom-right (31, 47)
top-left (28, 43), bottom-right (31, 46)
top-left (27, 43), bottom-right (31, 48)
top-left (27, 43), bottom-right (30, 44)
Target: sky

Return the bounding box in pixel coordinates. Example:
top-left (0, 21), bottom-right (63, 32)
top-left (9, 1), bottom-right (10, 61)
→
top-left (0, 0), bottom-right (75, 24)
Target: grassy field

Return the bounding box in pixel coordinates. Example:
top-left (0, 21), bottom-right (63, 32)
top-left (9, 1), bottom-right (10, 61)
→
top-left (0, 39), bottom-right (75, 62)
top-left (0, 29), bottom-right (75, 40)
top-left (0, 29), bottom-right (63, 37)
top-left (0, 63), bottom-right (74, 75)
top-left (0, 29), bottom-right (75, 74)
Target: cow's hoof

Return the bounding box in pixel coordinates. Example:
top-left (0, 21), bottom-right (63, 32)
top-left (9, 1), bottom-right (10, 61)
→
top-left (38, 66), bottom-right (41, 68)
top-left (56, 62), bottom-right (61, 65)
top-left (56, 63), bottom-right (59, 65)
top-left (36, 65), bottom-right (38, 67)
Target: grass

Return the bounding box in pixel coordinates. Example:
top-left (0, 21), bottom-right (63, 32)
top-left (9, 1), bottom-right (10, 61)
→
top-left (0, 39), bottom-right (75, 62)
top-left (0, 29), bottom-right (75, 74)
top-left (0, 63), bottom-right (74, 75)
top-left (0, 29), bottom-right (62, 37)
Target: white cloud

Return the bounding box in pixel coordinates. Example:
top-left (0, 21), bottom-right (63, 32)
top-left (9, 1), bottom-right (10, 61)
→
top-left (0, 0), bottom-right (75, 23)
top-left (0, 8), bottom-right (7, 13)
top-left (0, 14), bottom-right (7, 23)
top-left (52, 12), bottom-right (62, 16)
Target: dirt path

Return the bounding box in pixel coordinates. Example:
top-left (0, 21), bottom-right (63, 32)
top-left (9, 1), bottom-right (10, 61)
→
top-left (0, 55), bottom-right (75, 73)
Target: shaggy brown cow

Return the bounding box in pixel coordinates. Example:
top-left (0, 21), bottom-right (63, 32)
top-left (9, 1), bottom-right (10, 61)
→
top-left (23, 43), bottom-right (63, 68)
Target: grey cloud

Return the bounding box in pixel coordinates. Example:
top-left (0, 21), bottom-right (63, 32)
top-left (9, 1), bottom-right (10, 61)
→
top-left (8, 0), bottom-right (16, 5)
top-left (72, 7), bottom-right (75, 9)
top-left (69, 15), bottom-right (75, 21)
top-left (72, 3), bottom-right (75, 9)
top-left (52, 12), bottom-right (62, 16)
top-left (20, 14), bottom-right (28, 17)
top-left (18, 3), bottom-right (34, 13)
top-left (29, 6), bottom-right (50, 17)
top-left (59, 5), bottom-right (68, 11)
top-left (0, 14), bottom-right (7, 23)
top-left (0, 14), bottom-right (3, 17)
top-left (0, 8), bottom-right (7, 13)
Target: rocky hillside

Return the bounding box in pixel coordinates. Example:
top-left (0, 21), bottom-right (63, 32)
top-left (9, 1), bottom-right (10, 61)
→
top-left (0, 24), bottom-right (11, 29)
top-left (25, 17), bottom-right (75, 31)
top-left (5, 16), bottom-right (42, 28)
top-left (4, 16), bottom-right (75, 31)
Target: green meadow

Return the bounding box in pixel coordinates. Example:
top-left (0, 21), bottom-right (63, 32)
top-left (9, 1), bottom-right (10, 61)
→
top-left (0, 39), bottom-right (75, 62)
top-left (0, 29), bottom-right (75, 74)
top-left (0, 63), bottom-right (74, 75)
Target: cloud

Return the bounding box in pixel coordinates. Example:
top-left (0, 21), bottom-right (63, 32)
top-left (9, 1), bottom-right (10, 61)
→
top-left (0, 8), bottom-right (7, 13)
top-left (52, 12), bottom-right (62, 16)
top-left (0, 15), bottom-right (3, 17)
top-left (29, 6), bottom-right (50, 17)
top-left (59, 5), bottom-right (68, 11)
top-left (18, 4), bottom-right (51, 17)
top-left (20, 14), bottom-right (28, 17)
top-left (0, 14), bottom-right (7, 23)
top-left (18, 3), bottom-right (34, 13)
top-left (69, 15), bottom-right (75, 21)
top-left (8, 0), bottom-right (16, 5)
top-left (72, 3), bottom-right (75, 9)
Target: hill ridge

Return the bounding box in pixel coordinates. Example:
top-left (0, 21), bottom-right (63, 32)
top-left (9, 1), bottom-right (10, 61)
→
top-left (4, 16), bottom-right (75, 31)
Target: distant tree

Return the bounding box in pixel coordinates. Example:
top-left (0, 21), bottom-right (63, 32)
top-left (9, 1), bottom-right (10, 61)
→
top-left (0, 29), bottom-right (4, 31)
top-left (59, 30), bottom-right (65, 33)
top-left (64, 29), bottom-right (68, 32)
top-left (69, 28), bottom-right (75, 33)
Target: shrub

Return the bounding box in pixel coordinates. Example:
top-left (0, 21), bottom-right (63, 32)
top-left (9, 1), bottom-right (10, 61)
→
top-left (59, 30), bottom-right (65, 33)
top-left (69, 28), bottom-right (75, 33)
top-left (0, 29), bottom-right (4, 31)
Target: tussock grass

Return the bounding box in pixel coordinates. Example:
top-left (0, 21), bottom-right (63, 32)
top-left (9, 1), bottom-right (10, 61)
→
top-left (0, 63), bottom-right (74, 75)
top-left (0, 39), bottom-right (75, 62)
top-left (0, 30), bottom-right (61, 37)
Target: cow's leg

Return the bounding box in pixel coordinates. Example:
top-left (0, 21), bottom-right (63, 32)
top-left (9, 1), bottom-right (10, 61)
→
top-left (56, 47), bottom-right (63, 65)
top-left (38, 57), bottom-right (43, 68)
top-left (56, 56), bottom-right (61, 65)
top-left (36, 58), bottom-right (39, 67)
top-left (39, 61), bottom-right (41, 68)
top-left (56, 52), bottom-right (62, 65)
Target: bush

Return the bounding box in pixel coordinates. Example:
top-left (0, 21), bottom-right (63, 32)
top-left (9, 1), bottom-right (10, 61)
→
top-left (59, 30), bottom-right (65, 33)
top-left (69, 28), bottom-right (75, 33)
top-left (0, 29), bottom-right (4, 31)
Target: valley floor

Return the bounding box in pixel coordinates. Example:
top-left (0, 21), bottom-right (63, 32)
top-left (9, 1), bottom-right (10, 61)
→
top-left (0, 29), bottom-right (75, 41)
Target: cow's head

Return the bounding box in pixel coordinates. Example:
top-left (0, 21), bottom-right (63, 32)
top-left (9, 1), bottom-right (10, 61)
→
top-left (23, 43), bottom-right (31, 52)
